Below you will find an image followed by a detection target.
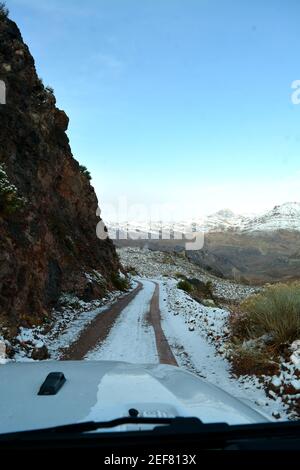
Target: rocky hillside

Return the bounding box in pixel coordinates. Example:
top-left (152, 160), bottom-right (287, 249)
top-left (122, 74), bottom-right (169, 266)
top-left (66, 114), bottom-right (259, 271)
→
top-left (0, 12), bottom-right (120, 326)
top-left (187, 230), bottom-right (300, 285)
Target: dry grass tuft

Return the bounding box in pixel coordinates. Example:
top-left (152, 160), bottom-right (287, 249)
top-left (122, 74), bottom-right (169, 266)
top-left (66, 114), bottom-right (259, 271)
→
top-left (236, 282), bottom-right (300, 348)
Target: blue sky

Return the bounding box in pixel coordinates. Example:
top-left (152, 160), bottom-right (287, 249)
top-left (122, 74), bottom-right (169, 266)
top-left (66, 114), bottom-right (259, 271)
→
top-left (7, 0), bottom-right (300, 220)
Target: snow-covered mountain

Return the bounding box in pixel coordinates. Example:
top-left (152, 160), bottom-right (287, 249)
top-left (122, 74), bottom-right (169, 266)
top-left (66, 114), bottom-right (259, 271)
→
top-left (241, 202), bottom-right (300, 232)
top-left (203, 209), bottom-right (247, 232)
top-left (108, 202), bottom-right (300, 237)
top-left (202, 202), bottom-right (300, 233)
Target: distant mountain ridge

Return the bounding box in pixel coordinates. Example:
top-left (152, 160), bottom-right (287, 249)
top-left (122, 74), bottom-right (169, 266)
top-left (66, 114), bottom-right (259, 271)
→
top-left (108, 202), bottom-right (300, 237)
top-left (241, 202), bottom-right (300, 233)
top-left (109, 202), bottom-right (300, 285)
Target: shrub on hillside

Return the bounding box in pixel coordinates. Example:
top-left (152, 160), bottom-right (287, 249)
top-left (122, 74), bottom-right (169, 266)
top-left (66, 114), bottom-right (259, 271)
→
top-left (0, 2), bottom-right (9, 18)
top-left (79, 165), bottom-right (92, 181)
top-left (45, 85), bottom-right (54, 94)
top-left (188, 278), bottom-right (214, 300)
top-left (125, 265), bottom-right (138, 276)
top-left (238, 283), bottom-right (300, 347)
top-left (177, 279), bottom-right (193, 294)
top-left (111, 273), bottom-right (130, 291)
top-left (175, 272), bottom-right (186, 279)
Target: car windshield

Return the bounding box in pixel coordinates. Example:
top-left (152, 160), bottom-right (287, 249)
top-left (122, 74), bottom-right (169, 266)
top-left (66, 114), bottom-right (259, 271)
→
top-left (0, 0), bottom-right (300, 445)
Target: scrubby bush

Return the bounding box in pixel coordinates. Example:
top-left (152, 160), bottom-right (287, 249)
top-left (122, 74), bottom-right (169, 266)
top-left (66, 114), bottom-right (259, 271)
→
top-left (111, 273), bottom-right (130, 291)
top-left (45, 85), bottom-right (54, 94)
top-left (188, 278), bottom-right (214, 300)
top-left (161, 253), bottom-right (173, 264)
top-left (125, 265), bottom-right (138, 276)
top-left (0, 2), bottom-right (9, 18)
top-left (175, 272), bottom-right (186, 279)
top-left (79, 165), bottom-right (92, 180)
top-left (0, 164), bottom-right (26, 215)
top-left (177, 279), bottom-right (193, 294)
top-left (229, 309), bottom-right (252, 341)
top-left (239, 283), bottom-right (300, 347)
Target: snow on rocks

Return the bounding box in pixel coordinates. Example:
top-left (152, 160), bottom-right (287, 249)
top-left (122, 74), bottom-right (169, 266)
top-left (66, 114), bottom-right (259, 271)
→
top-left (291, 380), bottom-right (300, 392)
top-left (271, 377), bottom-right (282, 388)
top-left (265, 360), bottom-right (300, 415)
top-left (0, 335), bottom-right (8, 364)
top-left (118, 248), bottom-right (300, 419)
top-left (157, 278), bottom-right (231, 354)
top-left (2, 284), bottom-right (137, 361)
top-left (40, 287), bottom-right (135, 359)
top-left (84, 270), bottom-right (106, 286)
top-left (290, 340), bottom-right (300, 367)
top-left (118, 247), bottom-right (258, 303)
top-left (156, 278), bottom-right (290, 421)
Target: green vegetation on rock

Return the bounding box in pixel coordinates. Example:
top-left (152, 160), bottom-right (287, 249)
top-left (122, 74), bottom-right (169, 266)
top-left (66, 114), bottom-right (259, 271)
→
top-left (111, 273), bottom-right (130, 291)
top-left (0, 2), bottom-right (9, 18)
top-left (79, 165), bottom-right (92, 181)
top-left (0, 164), bottom-right (26, 216)
top-left (177, 279), bottom-right (193, 293)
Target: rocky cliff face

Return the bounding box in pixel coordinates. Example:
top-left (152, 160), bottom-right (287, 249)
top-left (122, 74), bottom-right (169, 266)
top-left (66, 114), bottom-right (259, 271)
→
top-left (0, 13), bottom-right (120, 326)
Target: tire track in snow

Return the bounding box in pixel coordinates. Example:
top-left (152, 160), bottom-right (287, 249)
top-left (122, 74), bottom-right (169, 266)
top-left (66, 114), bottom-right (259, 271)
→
top-left (85, 280), bottom-right (159, 363)
top-left (61, 282), bottom-right (143, 360)
top-left (62, 280), bottom-right (179, 366)
top-left (148, 282), bottom-right (178, 366)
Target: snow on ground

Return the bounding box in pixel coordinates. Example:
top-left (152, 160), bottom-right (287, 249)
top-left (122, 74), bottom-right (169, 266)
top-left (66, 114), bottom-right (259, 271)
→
top-left (156, 278), bottom-right (290, 421)
top-left (118, 247), bottom-right (258, 302)
top-left (3, 244), bottom-right (298, 421)
top-left (10, 285), bottom-right (137, 361)
top-left (116, 248), bottom-right (299, 419)
top-left (86, 280), bottom-right (158, 363)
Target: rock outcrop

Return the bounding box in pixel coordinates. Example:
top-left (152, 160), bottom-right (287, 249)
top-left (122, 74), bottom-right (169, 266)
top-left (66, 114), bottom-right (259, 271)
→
top-left (0, 12), bottom-right (120, 326)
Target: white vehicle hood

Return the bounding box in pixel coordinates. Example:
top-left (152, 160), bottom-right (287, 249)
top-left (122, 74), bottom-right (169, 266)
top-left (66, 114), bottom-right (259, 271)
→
top-left (0, 360), bottom-right (269, 433)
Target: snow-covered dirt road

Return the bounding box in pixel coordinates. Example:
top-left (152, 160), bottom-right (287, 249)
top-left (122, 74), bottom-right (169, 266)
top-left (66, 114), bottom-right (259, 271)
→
top-left (86, 280), bottom-right (159, 363)
top-left (62, 279), bottom-right (177, 366)
top-left (61, 281), bottom-right (143, 360)
top-left (58, 275), bottom-right (290, 420)
top-left (85, 277), bottom-right (289, 420)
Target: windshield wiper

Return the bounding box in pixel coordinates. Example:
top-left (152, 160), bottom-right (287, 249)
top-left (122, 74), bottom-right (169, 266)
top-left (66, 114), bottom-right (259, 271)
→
top-left (0, 417), bottom-right (205, 440)
top-left (1, 417), bottom-right (300, 442)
